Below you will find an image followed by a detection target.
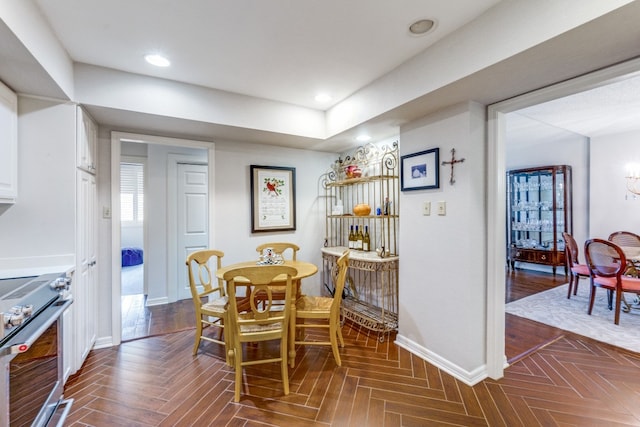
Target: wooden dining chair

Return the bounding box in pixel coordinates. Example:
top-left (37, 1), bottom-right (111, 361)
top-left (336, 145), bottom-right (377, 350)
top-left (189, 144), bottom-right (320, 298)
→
top-left (224, 264), bottom-right (298, 402)
top-left (584, 239), bottom-right (640, 325)
top-left (562, 232), bottom-right (590, 299)
top-left (255, 242), bottom-right (300, 261)
top-left (608, 231), bottom-right (640, 247)
top-left (294, 250), bottom-right (349, 366)
top-left (186, 249), bottom-right (230, 362)
top-left (255, 242), bottom-right (300, 306)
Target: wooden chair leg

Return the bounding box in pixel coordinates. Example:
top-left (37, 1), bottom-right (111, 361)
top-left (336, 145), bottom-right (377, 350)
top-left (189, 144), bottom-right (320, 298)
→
top-left (289, 306), bottom-right (297, 368)
top-left (233, 346), bottom-right (242, 402)
top-left (614, 289), bottom-right (622, 325)
top-left (566, 275), bottom-right (574, 299)
top-left (193, 318), bottom-right (203, 355)
top-left (329, 321), bottom-right (341, 366)
top-left (588, 284), bottom-right (597, 315)
top-left (281, 334), bottom-right (290, 395)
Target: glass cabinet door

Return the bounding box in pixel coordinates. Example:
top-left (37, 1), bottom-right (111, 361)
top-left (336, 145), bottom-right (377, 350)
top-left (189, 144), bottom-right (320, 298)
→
top-left (507, 165), bottom-right (572, 274)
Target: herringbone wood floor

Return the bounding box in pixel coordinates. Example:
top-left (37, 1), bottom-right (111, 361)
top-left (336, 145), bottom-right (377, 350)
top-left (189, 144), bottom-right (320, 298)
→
top-left (63, 271), bottom-right (640, 426)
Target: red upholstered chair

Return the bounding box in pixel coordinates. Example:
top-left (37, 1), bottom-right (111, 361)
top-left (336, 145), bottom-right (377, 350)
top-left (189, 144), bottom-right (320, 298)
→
top-left (562, 232), bottom-right (590, 299)
top-left (584, 239), bottom-right (640, 325)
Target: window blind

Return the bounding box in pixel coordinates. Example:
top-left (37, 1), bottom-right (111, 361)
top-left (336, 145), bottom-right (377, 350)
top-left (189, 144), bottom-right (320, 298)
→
top-left (120, 162), bottom-right (144, 222)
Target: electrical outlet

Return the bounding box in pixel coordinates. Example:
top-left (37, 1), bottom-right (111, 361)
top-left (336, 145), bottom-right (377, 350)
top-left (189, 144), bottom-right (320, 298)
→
top-left (423, 201), bottom-right (431, 216)
top-left (437, 201), bottom-right (446, 216)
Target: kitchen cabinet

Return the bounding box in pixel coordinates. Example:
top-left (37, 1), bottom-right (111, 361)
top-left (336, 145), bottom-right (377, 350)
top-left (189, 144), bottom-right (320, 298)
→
top-left (75, 168), bottom-right (97, 367)
top-left (321, 142), bottom-right (399, 341)
top-left (507, 165), bottom-right (572, 275)
top-left (74, 105), bottom-right (97, 370)
top-left (76, 107), bottom-right (97, 173)
top-left (0, 80), bottom-right (17, 204)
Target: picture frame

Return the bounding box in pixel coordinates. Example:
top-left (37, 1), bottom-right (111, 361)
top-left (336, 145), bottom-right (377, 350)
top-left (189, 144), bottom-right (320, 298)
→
top-left (400, 147), bottom-right (439, 191)
top-left (250, 165), bottom-right (296, 232)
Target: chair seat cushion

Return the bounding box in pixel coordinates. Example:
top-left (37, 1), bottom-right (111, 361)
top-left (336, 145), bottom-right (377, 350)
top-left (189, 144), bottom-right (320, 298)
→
top-left (571, 264), bottom-right (590, 276)
top-left (237, 312), bottom-right (284, 333)
top-left (202, 296), bottom-right (228, 314)
top-left (594, 275), bottom-right (640, 292)
top-left (296, 295), bottom-right (332, 311)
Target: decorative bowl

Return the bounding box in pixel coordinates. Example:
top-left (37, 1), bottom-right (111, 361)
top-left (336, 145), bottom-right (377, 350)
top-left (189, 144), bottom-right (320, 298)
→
top-left (344, 165), bottom-right (362, 179)
top-left (353, 203), bottom-right (371, 216)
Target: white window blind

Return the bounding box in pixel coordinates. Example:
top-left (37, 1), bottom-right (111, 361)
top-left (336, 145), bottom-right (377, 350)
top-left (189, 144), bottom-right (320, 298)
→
top-left (120, 162), bottom-right (144, 223)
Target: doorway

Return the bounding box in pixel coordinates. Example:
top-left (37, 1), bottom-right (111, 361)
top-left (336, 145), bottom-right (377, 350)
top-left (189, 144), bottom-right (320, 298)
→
top-left (110, 132), bottom-right (216, 346)
top-left (120, 157), bottom-right (147, 341)
top-left (487, 58), bottom-right (640, 378)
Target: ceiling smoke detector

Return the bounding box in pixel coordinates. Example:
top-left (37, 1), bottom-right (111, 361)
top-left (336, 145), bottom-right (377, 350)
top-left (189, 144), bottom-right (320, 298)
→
top-left (409, 19), bottom-right (435, 35)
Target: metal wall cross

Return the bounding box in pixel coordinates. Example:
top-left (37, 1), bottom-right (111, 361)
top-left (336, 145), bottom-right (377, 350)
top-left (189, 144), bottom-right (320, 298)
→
top-left (441, 148), bottom-right (465, 185)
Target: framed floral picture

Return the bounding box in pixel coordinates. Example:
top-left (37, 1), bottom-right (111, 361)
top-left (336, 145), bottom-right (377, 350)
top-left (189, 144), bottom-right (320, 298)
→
top-left (250, 165), bottom-right (296, 232)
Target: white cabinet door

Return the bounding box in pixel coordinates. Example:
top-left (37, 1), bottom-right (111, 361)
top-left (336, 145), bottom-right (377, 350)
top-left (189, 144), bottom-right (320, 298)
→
top-left (0, 80), bottom-right (17, 203)
top-left (76, 107), bottom-right (97, 173)
top-left (75, 169), bottom-right (97, 370)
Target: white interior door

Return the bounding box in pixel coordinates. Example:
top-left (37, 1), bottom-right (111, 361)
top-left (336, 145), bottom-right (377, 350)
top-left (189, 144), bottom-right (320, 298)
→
top-left (177, 163), bottom-right (209, 300)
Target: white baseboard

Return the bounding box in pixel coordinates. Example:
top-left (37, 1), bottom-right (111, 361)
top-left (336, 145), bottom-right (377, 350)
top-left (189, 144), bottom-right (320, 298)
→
top-left (93, 336), bottom-right (114, 349)
top-left (145, 296), bottom-right (169, 306)
top-left (394, 334), bottom-right (488, 386)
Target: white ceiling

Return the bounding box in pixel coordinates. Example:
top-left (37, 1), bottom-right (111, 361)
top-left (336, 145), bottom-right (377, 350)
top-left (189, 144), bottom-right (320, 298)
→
top-left (3, 1), bottom-right (639, 149)
top-left (33, 0), bottom-right (501, 110)
top-left (516, 73), bottom-right (640, 138)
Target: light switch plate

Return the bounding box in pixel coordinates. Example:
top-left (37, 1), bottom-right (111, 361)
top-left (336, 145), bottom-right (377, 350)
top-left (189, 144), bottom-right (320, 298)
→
top-left (423, 201), bottom-right (431, 216)
top-left (437, 201), bottom-right (446, 215)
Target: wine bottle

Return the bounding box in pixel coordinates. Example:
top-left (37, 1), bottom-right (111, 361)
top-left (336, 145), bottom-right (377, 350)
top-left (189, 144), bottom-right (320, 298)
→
top-left (355, 225), bottom-right (363, 250)
top-left (363, 225), bottom-right (370, 251)
top-left (348, 225), bottom-right (354, 249)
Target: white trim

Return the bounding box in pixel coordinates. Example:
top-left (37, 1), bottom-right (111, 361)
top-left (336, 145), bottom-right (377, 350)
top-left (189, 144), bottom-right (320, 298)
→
top-left (486, 57), bottom-right (640, 379)
top-left (110, 131), bottom-right (215, 346)
top-left (395, 335), bottom-right (487, 386)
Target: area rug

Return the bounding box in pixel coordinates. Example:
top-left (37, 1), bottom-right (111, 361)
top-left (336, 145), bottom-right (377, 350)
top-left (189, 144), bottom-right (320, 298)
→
top-left (506, 282), bottom-right (640, 354)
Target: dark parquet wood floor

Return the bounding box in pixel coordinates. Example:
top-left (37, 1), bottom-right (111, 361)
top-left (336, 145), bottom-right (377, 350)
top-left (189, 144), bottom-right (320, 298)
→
top-left (64, 270), bottom-right (640, 426)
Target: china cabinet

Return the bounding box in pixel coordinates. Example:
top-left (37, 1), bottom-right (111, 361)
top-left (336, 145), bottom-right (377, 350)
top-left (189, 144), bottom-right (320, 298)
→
top-left (507, 165), bottom-right (572, 275)
top-left (321, 142), bottom-right (399, 341)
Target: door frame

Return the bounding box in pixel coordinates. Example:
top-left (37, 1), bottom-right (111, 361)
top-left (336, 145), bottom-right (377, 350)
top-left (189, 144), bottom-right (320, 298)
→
top-left (486, 57), bottom-right (640, 379)
top-left (110, 132), bottom-right (215, 346)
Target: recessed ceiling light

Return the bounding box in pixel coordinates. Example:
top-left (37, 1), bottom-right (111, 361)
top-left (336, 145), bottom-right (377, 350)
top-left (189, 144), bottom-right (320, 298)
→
top-left (409, 19), bottom-right (435, 35)
top-left (315, 93), bottom-right (332, 103)
top-left (145, 54), bottom-right (171, 67)
top-left (356, 135), bottom-right (371, 142)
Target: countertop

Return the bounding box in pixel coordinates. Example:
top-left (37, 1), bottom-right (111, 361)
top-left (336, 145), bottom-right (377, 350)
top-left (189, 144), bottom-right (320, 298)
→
top-left (0, 264), bottom-right (75, 280)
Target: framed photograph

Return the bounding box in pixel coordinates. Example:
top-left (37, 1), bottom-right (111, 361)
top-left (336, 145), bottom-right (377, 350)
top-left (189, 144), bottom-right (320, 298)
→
top-left (250, 165), bottom-right (296, 232)
top-left (400, 148), bottom-right (439, 191)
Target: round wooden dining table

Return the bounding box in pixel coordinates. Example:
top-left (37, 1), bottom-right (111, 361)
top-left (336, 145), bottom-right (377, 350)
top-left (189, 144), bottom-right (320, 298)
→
top-left (215, 259), bottom-right (318, 368)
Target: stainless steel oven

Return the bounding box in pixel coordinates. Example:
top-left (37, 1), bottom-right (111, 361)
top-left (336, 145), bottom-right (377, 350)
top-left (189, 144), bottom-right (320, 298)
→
top-left (0, 273), bottom-right (73, 427)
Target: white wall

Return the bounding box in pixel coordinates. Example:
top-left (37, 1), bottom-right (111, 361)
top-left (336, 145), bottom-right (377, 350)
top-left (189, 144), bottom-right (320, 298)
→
top-left (94, 131), bottom-right (337, 343)
top-left (0, 97), bottom-right (75, 268)
top-left (396, 102), bottom-right (487, 383)
top-left (211, 140), bottom-right (336, 297)
top-left (590, 130), bottom-right (640, 238)
top-left (505, 113), bottom-right (590, 268)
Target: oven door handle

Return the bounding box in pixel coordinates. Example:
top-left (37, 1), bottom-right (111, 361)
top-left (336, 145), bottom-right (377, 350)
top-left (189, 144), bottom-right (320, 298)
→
top-left (0, 298), bottom-right (73, 357)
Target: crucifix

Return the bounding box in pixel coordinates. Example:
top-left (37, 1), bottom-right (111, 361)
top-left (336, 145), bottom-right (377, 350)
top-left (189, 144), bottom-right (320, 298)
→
top-left (441, 148), bottom-right (465, 185)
